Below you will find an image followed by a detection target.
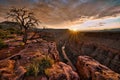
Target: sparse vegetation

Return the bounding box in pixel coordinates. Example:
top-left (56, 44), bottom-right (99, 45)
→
top-left (0, 24), bottom-right (24, 45)
top-left (26, 56), bottom-right (54, 77)
top-left (0, 27), bottom-right (21, 39)
top-left (0, 39), bottom-right (8, 49)
top-left (0, 29), bottom-right (10, 39)
top-left (7, 27), bottom-right (23, 35)
top-left (26, 63), bottom-right (39, 77)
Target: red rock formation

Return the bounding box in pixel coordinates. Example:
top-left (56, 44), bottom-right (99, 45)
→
top-left (45, 62), bottom-right (80, 80)
top-left (8, 40), bottom-right (60, 65)
top-left (0, 60), bottom-right (15, 80)
top-left (0, 40), bottom-right (78, 80)
top-left (76, 56), bottom-right (120, 80)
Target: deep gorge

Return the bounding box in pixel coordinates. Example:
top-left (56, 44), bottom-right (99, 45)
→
top-left (54, 30), bottom-right (120, 74)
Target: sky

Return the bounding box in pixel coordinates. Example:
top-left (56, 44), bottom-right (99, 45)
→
top-left (70, 17), bottom-right (120, 31)
top-left (0, 0), bottom-right (120, 30)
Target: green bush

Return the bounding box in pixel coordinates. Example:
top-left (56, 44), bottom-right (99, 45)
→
top-left (7, 27), bottom-right (22, 35)
top-left (38, 58), bottom-right (52, 74)
top-left (26, 56), bottom-right (54, 77)
top-left (26, 63), bottom-right (39, 77)
top-left (0, 29), bottom-right (10, 39)
top-left (6, 35), bottom-right (15, 38)
top-left (7, 28), bottom-right (16, 34)
top-left (0, 28), bottom-right (23, 39)
top-left (0, 39), bottom-right (8, 49)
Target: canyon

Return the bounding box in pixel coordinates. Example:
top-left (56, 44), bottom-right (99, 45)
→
top-left (0, 29), bottom-right (120, 80)
top-left (64, 31), bottom-right (120, 74)
top-left (42, 30), bottom-right (120, 68)
top-left (40, 29), bottom-right (120, 79)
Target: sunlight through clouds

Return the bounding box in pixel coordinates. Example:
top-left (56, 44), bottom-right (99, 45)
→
top-left (69, 16), bottom-right (120, 31)
top-left (0, 0), bottom-right (120, 30)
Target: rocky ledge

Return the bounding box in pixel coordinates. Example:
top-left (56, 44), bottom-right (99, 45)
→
top-left (76, 56), bottom-right (120, 80)
top-left (0, 39), bottom-right (79, 80)
top-left (0, 39), bottom-right (120, 80)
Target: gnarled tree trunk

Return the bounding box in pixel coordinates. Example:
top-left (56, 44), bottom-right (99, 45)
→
top-left (23, 29), bottom-right (28, 44)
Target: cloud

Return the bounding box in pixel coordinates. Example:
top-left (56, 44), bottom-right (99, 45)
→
top-left (69, 16), bottom-right (120, 31)
top-left (32, 0), bottom-right (120, 26)
top-left (0, 0), bottom-right (120, 28)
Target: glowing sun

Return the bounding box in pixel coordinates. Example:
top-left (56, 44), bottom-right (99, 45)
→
top-left (69, 28), bottom-right (78, 32)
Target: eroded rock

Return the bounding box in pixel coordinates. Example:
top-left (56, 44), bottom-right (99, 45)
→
top-left (0, 60), bottom-right (15, 80)
top-left (76, 56), bottom-right (120, 80)
top-left (0, 41), bottom-right (62, 80)
top-left (14, 66), bottom-right (27, 80)
top-left (46, 62), bottom-right (80, 80)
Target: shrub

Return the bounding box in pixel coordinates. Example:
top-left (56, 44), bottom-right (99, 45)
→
top-left (6, 35), bottom-right (15, 38)
top-left (38, 57), bottom-right (52, 74)
top-left (0, 29), bottom-right (9, 39)
top-left (45, 68), bottom-right (50, 76)
top-left (7, 28), bottom-right (16, 34)
top-left (26, 56), bottom-right (54, 77)
top-left (26, 63), bottom-right (39, 77)
top-left (7, 27), bottom-right (23, 35)
top-left (0, 39), bottom-right (8, 49)
top-left (19, 42), bottom-right (25, 46)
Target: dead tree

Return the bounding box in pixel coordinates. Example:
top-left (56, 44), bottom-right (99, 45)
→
top-left (6, 7), bottom-right (39, 44)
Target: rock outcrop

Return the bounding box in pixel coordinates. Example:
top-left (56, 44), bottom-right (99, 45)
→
top-left (45, 62), bottom-right (79, 80)
top-left (0, 40), bottom-right (79, 80)
top-left (76, 56), bottom-right (120, 80)
top-left (8, 40), bottom-right (60, 65)
top-left (0, 60), bottom-right (15, 80)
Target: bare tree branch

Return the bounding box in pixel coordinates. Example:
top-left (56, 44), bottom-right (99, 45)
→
top-left (6, 7), bottom-right (40, 44)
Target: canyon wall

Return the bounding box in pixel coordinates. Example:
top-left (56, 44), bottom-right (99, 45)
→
top-left (65, 32), bottom-right (120, 74)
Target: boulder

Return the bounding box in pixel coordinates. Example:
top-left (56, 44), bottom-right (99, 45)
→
top-left (0, 60), bottom-right (15, 80)
top-left (45, 62), bottom-right (80, 80)
top-left (76, 56), bottom-right (120, 80)
top-left (14, 66), bottom-right (27, 80)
